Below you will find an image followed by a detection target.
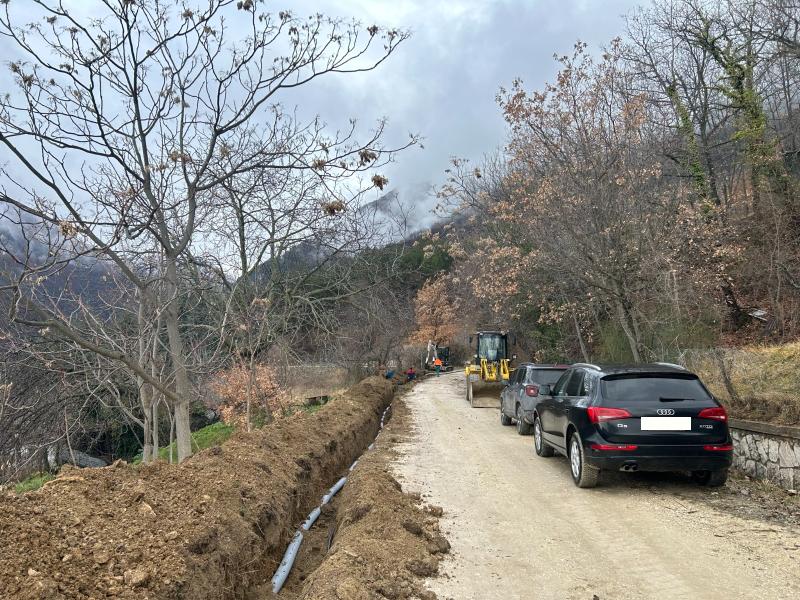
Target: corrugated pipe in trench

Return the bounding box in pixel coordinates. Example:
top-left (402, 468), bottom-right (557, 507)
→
top-left (270, 404), bottom-right (392, 594)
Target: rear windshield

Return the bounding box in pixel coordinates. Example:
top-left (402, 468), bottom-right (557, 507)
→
top-left (600, 374), bottom-right (711, 403)
top-left (529, 369), bottom-right (566, 386)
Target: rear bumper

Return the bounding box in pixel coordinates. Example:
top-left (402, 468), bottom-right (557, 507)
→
top-left (585, 445), bottom-right (733, 472)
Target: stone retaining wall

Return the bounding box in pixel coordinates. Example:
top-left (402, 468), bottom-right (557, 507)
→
top-left (730, 418), bottom-right (800, 490)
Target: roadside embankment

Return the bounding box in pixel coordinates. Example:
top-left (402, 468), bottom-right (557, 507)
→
top-left (685, 344), bottom-right (800, 425)
top-left (0, 377), bottom-right (393, 600)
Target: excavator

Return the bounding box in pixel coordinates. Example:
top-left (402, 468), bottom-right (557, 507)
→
top-left (464, 330), bottom-right (515, 408)
top-left (424, 340), bottom-right (452, 372)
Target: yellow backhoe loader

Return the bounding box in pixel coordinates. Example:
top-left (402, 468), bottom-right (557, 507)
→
top-left (464, 330), bottom-right (515, 408)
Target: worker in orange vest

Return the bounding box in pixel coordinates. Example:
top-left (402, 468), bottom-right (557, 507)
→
top-left (433, 356), bottom-right (443, 377)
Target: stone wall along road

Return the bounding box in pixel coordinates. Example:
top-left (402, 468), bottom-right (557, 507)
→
top-left (730, 418), bottom-right (800, 490)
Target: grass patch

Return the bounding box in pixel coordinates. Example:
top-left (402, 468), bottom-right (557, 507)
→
top-left (134, 421), bottom-right (235, 463)
top-left (182, 421), bottom-right (235, 455)
top-left (14, 472), bottom-right (54, 494)
top-left (303, 402), bottom-right (326, 414)
top-left (684, 342), bottom-right (800, 425)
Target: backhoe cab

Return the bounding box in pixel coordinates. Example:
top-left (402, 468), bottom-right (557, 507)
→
top-left (464, 331), bottom-right (516, 408)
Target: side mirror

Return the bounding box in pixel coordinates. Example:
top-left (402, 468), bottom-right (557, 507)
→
top-left (540, 384), bottom-right (552, 396)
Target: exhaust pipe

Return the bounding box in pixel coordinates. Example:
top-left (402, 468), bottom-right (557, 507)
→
top-left (619, 462), bottom-right (639, 472)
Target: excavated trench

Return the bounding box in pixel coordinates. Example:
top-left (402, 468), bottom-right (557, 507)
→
top-left (0, 377), bottom-right (396, 600)
top-left (275, 392), bottom-right (450, 600)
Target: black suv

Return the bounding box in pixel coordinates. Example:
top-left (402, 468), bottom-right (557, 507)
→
top-left (532, 363), bottom-right (732, 488)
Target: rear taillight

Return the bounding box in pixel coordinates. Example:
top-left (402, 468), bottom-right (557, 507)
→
top-left (524, 384), bottom-right (539, 397)
top-left (590, 443), bottom-right (638, 451)
top-left (587, 407), bottom-right (632, 423)
top-left (704, 444), bottom-right (733, 451)
top-left (698, 406), bottom-right (728, 422)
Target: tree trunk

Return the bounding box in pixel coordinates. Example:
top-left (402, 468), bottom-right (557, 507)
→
top-left (720, 279), bottom-right (750, 330)
top-left (164, 258), bottom-right (192, 462)
top-left (629, 305), bottom-right (644, 357)
top-left (169, 409), bottom-right (176, 464)
top-left (246, 356), bottom-right (255, 433)
top-left (572, 312), bottom-right (590, 362)
top-left (142, 409), bottom-right (152, 464)
top-left (713, 349), bottom-right (740, 405)
top-left (150, 321), bottom-right (162, 463)
top-left (702, 144), bottom-right (722, 207)
top-left (137, 299), bottom-right (154, 463)
top-left (151, 401), bottom-right (160, 462)
top-left (614, 297), bottom-right (642, 362)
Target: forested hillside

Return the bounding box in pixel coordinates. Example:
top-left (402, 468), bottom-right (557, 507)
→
top-left (411, 1), bottom-right (799, 357)
top-left (404, 0), bottom-right (800, 423)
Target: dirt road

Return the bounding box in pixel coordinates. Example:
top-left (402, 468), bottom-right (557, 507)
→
top-left (394, 373), bottom-right (800, 600)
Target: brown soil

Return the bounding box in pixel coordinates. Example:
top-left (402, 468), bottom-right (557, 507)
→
top-left (287, 393), bottom-right (449, 600)
top-left (669, 469), bottom-right (800, 527)
top-left (0, 377), bottom-right (393, 600)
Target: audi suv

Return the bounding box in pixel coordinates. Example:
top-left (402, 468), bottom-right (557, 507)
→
top-left (532, 363), bottom-right (733, 488)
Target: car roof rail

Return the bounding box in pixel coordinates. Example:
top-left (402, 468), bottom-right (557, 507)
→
top-left (654, 361), bottom-right (687, 370)
top-left (572, 362), bottom-right (601, 371)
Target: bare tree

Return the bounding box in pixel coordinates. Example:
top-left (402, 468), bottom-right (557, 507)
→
top-left (0, 0), bottom-right (413, 461)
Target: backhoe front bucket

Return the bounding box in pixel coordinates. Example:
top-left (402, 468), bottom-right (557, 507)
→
top-left (466, 377), bottom-right (502, 408)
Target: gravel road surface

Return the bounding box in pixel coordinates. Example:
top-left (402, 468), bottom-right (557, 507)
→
top-left (394, 373), bottom-right (800, 600)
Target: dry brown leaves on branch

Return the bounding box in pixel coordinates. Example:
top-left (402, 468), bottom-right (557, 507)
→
top-left (210, 364), bottom-right (290, 427)
top-left (409, 276), bottom-right (460, 345)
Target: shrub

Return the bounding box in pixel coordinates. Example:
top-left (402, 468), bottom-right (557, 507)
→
top-left (210, 363), bottom-right (291, 428)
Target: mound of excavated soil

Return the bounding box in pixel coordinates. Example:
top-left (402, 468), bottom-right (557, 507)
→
top-left (293, 395), bottom-right (449, 600)
top-left (0, 377), bottom-right (393, 600)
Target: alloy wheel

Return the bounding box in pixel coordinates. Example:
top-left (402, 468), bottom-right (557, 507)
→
top-left (570, 437), bottom-right (581, 479)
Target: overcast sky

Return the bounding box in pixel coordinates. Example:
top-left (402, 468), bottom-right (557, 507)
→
top-left (283, 0), bottom-right (644, 215)
top-left (1, 0), bottom-right (644, 227)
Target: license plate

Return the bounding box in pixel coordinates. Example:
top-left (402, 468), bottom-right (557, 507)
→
top-left (640, 416), bottom-right (691, 431)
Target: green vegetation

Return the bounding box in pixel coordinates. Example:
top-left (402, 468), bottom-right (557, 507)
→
top-left (135, 422), bottom-right (235, 463)
top-left (302, 401), bottom-right (327, 414)
top-left (184, 422), bottom-right (235, 455)
top-left (14, 472), bottom-right (54, 494)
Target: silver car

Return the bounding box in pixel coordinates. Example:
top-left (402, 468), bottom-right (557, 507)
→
top-left (500, 363), bottom-right (568, 435)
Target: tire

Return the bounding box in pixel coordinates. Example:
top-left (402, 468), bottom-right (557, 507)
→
top-left (533, 416), bottom-right (554, 457)
top-left (568, 431), bottom-right (599, 488)
top-left (515, 405), bottom-right (533, 435)
top-left (500, 409), bottom-right (513, 426)
top-left (692, 468), bottom-right (728, 487)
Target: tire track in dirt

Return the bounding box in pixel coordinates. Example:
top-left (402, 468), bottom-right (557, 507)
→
top-left (394, 373), bottom-right (800, 600)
